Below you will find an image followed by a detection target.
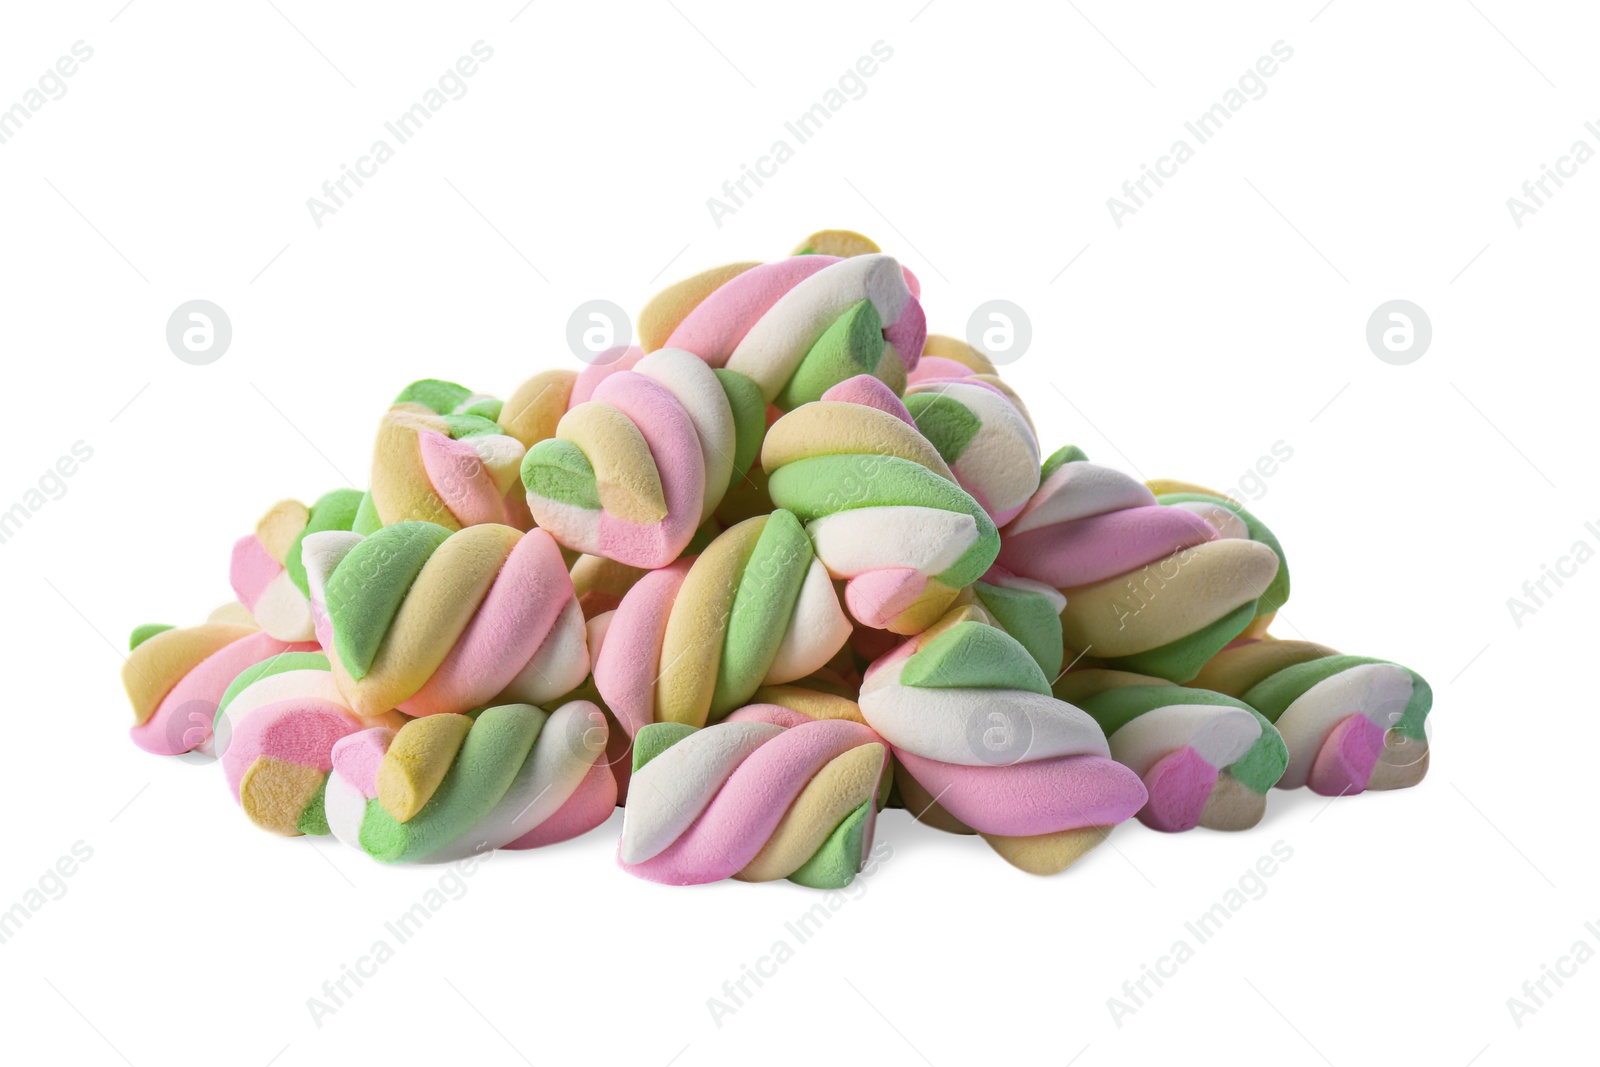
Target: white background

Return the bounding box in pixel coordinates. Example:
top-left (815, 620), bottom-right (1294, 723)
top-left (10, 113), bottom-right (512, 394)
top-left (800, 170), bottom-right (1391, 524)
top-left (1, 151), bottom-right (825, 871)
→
top-left (1, 2), bottom-right (1593, 1064)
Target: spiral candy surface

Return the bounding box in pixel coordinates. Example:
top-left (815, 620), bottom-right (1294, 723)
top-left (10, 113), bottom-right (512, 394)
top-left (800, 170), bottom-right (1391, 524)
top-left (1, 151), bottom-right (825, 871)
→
top-left (230, 490), bottom-right (363, 642)
top-left (999, 448), bottom-right (1281, 681)
top-left (763, 375), bottom-right (1000, 633)
top-left (859, 613), bottom-right (1147, 874)
top-left (1192, 639), bottom-right (1431, 795)
top-left (123, 617), bottom-right (317, 756)
top-left (214, 651), bottom-right (405, 836)
top-left (593, 510), bottom-right (852, 737)
top-left (519, 347), bottom-right (765, 568)
top-left (302, 522), bottom-right (589, 718)
top-left (638, 250), bottom-right (926, 410)
top-left (619, 704), bottom-right (888, 887)
top-left (362, 379), bottom-right (531, 532)
top-left (1057, 669), bottom-right (1288, 832)
top-left (325, 701), bottom-right (615, 863)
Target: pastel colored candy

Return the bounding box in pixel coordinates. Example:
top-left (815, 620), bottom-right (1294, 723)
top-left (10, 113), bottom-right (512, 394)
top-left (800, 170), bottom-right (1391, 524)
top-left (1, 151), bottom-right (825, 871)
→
top-left (753, 675), bottom-right (871, 724)
top-left (1193, 639), bottom-right (1431, 795)
top-left (790, 228), bottom-right (887, 259)
top-left (230, 490), bottom-right (363, 641)
top-left (970, 566), bottom-right (1067, 678)
top-left (115, 225), bottom-right (1438, 881)
top-left (638, 252), bottom-right (926, 409)
top-left (324, 701), bottom-right (615, 863)
top-left (569, 553), bottom-right (648, 619)
top-left (555, 659), bottom-right (637, 805)
top-left (1057, 669), bottom-right (1288, 832)
top-left (204, 601), bottom-right (258, 627)
top-left (903, 342), bottom-right (1040, 525)
top-left (593, 510), bottom-right (852, 738)
top-left (1149, 480), bottom-right (1291, 637)
top-left (749, 676), bottom-right (895, 809)
top-left (637, 262), bottom-right (763, 355)
top-left (362, 380), bottom-right (531, 532)
top-left (391, 378), bottom-right (505, 422)
top-left (858, 613), bottom-right (1147, 874)
top-left (123, 619), bottom-right (317, 756)
top-left (998, 448), bottom-right (1281, 681)
top-left (214, 651), bottom-right (405, 836)
top-left (883, 575), bottom-right (1062, 681)
top-left (498, 368), bottom-right (578, 449)
top-left (762, 376), bottom-right (1000, 633)
top-left (906, 334), bottom-right (996, 383)
top-left (618, 706), bottom-right (889, 887)
top-left (520, 348), bottom-right (765, 568)
top-left (301, 522), bottom-right (589, 718)
top-left (759, 645), bottom-right (910, 819)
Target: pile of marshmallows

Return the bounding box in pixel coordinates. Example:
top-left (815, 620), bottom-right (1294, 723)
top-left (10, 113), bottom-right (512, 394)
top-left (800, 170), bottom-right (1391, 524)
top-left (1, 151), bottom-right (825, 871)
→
top-left (122, 230), bottom-right (1432, 886)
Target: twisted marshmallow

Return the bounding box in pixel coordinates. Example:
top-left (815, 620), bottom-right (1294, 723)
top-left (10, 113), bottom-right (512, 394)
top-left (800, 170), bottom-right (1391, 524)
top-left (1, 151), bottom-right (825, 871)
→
top-left (998, 448), bottom-right (1281, 681)
top-left (214, 651), bottom-right (404, 836)
top-left (1191, 639), bottom-right (1431, 794)
top-left (363, 379), bottom-right (531, 532)
top-left (302, 521), bottom-right (588, 718)
top-left (1056, 669), bottom-right (1288, 832)
top-left (520, 347), bottom-right (765, 568)
top-left (903, 336), bottom-right (1040, 525)
top-left (593, 510), bottom-right (851, 736)
top-left (619, 704), bottom-right (888, 887)
top-left (324, 701), bottom-right (615, 864)
top-left (762, 375), bottom-right (1000, 633)
top-left (1146, 479), bottom-right (1291, 638)
top-left (123, 616), bottom-right (316, 756)
top-left (230, 489), bottom-right (363, 641)
top-left (858, 613), bottom-right (1147, 874)
top-left (637, 251), bottom-right (926, 409)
